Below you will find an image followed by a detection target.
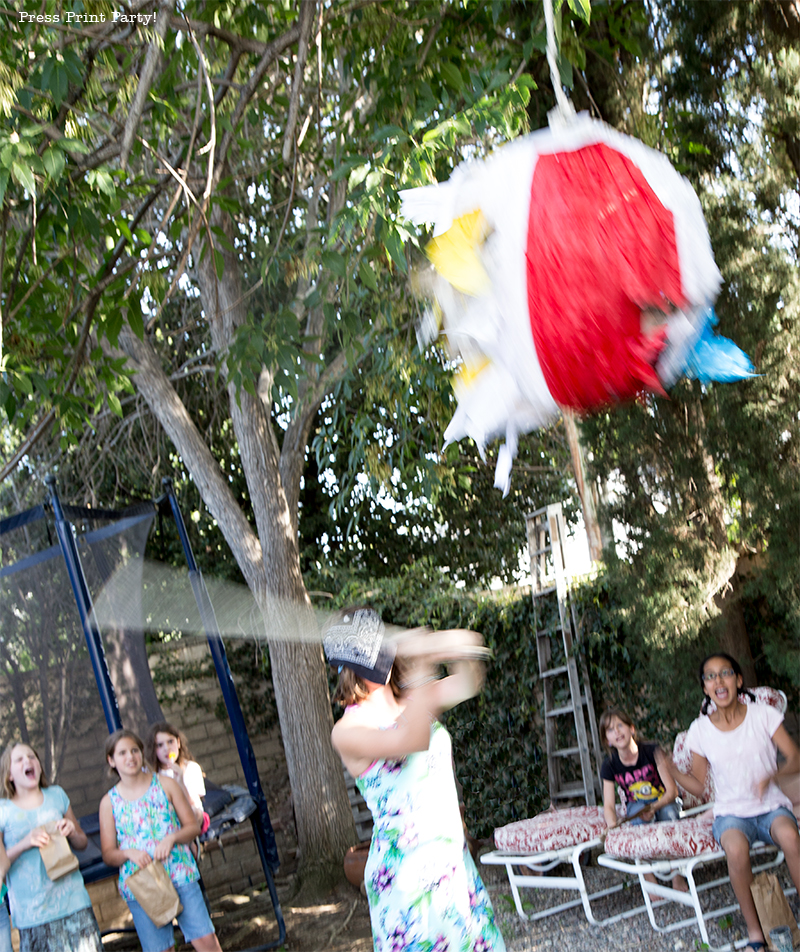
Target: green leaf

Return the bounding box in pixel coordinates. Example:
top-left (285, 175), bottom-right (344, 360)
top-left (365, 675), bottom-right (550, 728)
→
top-left (321, 249), bottom-right (347, 277)
top-left (127, 306), bottom-right (145, 340)
top-left (116, 218), bottom-right (133, 243)
top-left (11, 161), bottom-right (35, 196)
top-left (107, 392), bottom-right (123, 417)
top-left (567, 0), bottom-right (591, 22)
top-left (0, 168), bottom-right (8, 207)
top-left (42, 146), bottom-right (65, 180)
top-left (14, 372), bottom-right (32, 395)
top-left (358, 259), bottom-right (378, 291)
top-left (383, 230), bottom-right (407, 274)
top-left (348, 164), bottom-right (370, 191)
top-left (440, 62), bottom-right (464, 92)
top-left (54, 138), bottom-right (90, 155)
top-left (330, 156), bottom-right (365, 182)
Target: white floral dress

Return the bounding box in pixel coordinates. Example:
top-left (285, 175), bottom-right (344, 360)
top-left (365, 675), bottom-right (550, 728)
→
top-left (357, 719), bottom-right (505, 952)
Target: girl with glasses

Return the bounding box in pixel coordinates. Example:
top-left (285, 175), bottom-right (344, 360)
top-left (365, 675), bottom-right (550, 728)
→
top-left (667, 653), bottom-right (800, 952)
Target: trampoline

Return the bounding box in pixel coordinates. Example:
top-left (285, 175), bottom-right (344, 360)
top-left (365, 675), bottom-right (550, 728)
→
top-left (0, 476), bottom-right (285, 948)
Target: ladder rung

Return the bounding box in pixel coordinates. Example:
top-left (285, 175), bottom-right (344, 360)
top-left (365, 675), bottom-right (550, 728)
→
top-left (552, 783), bottom-right (587, 799)
top-left (546, 697), bottom-right (590, 717)
top-left (536, 625), bottom-right (562, 638)
top-left (532, 584), bottom-right (557, 596)
top-left (541, 665), bottom-right (568, 678)
top-left (525, 506), bottom-right (549, 520)
top-left (531, 544), bottom-right (552, 556)
top-left (553, 746), bottom-right (580, 757)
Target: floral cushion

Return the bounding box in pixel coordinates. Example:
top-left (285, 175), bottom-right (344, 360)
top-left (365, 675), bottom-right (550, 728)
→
top-left (494, 805), bottom-right (624, 854)
top-left (604, 813), bottom-right (717, 860)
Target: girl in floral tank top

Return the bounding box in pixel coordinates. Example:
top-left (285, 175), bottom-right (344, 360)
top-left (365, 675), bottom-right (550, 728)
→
top-left (99, 730), bottom-right (221, 952)
top-left (107, 774), bottom-right (198, 901)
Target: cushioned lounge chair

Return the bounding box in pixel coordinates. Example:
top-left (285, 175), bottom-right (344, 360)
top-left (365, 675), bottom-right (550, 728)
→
top-left (480, 804), bottom-right (652, 924)
top-left (597, 687), bottom-right (794, 951)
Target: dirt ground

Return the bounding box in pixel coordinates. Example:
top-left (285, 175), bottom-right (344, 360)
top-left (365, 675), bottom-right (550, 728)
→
top-left (102, 869), bottom-right (375, 952)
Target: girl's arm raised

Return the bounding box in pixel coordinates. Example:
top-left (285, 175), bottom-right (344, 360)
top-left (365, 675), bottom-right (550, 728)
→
top-left (99, 794), bottom-right (151, 870)
top-left (152, 777), bottom-right (200, 862)
top-left (398, 628), bottom-right (487, 714)
top-left (430, 659), bottom-right (485, 712)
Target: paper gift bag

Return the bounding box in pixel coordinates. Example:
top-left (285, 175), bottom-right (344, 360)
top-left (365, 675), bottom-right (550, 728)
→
top-left (125, 861), bottom-right (182, 927)
top-left (751, 872), bottom-right (800, 951)
top-left (38, 821), bottom-right (79, 881)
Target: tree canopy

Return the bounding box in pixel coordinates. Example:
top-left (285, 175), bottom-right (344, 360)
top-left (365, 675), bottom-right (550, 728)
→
top-left (0, 0), bottom-right (797, 888)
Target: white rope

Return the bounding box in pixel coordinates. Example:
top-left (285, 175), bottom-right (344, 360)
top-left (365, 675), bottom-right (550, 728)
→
top-left (543, 0), bottom-right (575, 126)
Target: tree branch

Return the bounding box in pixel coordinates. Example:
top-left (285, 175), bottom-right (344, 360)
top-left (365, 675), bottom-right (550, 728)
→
top-left (283, 0), bottom-right (317, 164)
top-left (120, 0), bottom-right (176, 169)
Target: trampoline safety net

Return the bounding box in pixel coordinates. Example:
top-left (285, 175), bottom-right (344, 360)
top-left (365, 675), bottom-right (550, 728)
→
top-left (0, 503), bottom-right (155, 817)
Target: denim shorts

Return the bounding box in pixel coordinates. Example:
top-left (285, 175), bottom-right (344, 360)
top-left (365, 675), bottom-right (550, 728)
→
top-left (127, 881), bottom-right (215, 952)
top-left (712, 806), bottom-right (798, 848)
top-left (626, 800), bottom-right (681, 825)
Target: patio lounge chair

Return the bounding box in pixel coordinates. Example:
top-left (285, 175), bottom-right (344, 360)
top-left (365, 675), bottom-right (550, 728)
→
top-left (480, 804), bottom-right (649, 924)
top-left (597, 687), bottom-right (794, 951)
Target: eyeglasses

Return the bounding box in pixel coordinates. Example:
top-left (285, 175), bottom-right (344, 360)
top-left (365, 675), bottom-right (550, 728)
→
top-left (702, 668), bottom-right (735, 682)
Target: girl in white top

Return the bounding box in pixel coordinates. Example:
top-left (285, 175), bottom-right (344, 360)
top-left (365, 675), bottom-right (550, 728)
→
top-left (667, 653), bottom-right (800, 952)
top-left (144, 723), bottom-right (208, 834)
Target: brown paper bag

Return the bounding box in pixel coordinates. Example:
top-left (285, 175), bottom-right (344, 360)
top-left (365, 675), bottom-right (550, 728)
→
top-left (125, 860), bottom-right (182, 927)
top-left (38, 822), bottom-right (79, 881)
top-left (750, 872), bottom-right (800, 951)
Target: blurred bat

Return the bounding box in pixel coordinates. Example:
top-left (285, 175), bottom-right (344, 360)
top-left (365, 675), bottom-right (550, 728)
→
top-left (91, 559), bottom-right (491, 661)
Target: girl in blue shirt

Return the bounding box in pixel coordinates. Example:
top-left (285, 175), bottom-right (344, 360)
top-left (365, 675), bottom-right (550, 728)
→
top-left (0, 743), bottom-right (102, 952)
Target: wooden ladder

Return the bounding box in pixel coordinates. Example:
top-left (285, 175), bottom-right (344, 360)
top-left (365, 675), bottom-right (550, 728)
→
top-left (526, 503), bottom-right (603, 806)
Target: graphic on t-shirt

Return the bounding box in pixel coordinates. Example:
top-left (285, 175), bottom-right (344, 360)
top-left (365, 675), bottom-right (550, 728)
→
top-left (628, 779), bottom-right (660, 802)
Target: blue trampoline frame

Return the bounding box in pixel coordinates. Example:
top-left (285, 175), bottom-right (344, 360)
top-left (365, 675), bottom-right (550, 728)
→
top-left (0, 477), bottom-right (286, 949)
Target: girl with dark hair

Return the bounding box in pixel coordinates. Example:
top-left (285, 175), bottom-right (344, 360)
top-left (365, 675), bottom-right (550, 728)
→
top-left (667, 653), bottom-right (800, 952)
top-left (324, 608), bottom-right (506, 952)
top-left (0, 742), bottom-right (102, 952)
top-left (696, 652), bottom-right (756, 715)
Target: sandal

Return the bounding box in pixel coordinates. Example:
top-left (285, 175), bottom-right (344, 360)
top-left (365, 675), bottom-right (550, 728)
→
top-left (745, 943), bottom-right (766, 951)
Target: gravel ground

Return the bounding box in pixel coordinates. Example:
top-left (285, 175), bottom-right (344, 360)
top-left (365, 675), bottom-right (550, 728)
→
top-left (479, 851), bottom-right (800, 952)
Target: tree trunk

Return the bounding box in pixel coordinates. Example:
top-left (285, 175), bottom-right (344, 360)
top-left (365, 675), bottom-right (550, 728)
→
top-left (197, 205), bottom-right (357, 888)
top-left (112, 307), bottom-right (357, 887)
top-left (104, 629), bottom-right (165, 735)
top-left (713, 569), bottom-right (757, 686)
top-left (690, 402), bottom-right (757, 682)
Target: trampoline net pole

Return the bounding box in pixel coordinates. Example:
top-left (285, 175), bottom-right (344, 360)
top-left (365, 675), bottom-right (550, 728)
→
top-left (161, 480), bottom-right (286, 947)
top-left (46, 475), bottom-right (122, 734)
